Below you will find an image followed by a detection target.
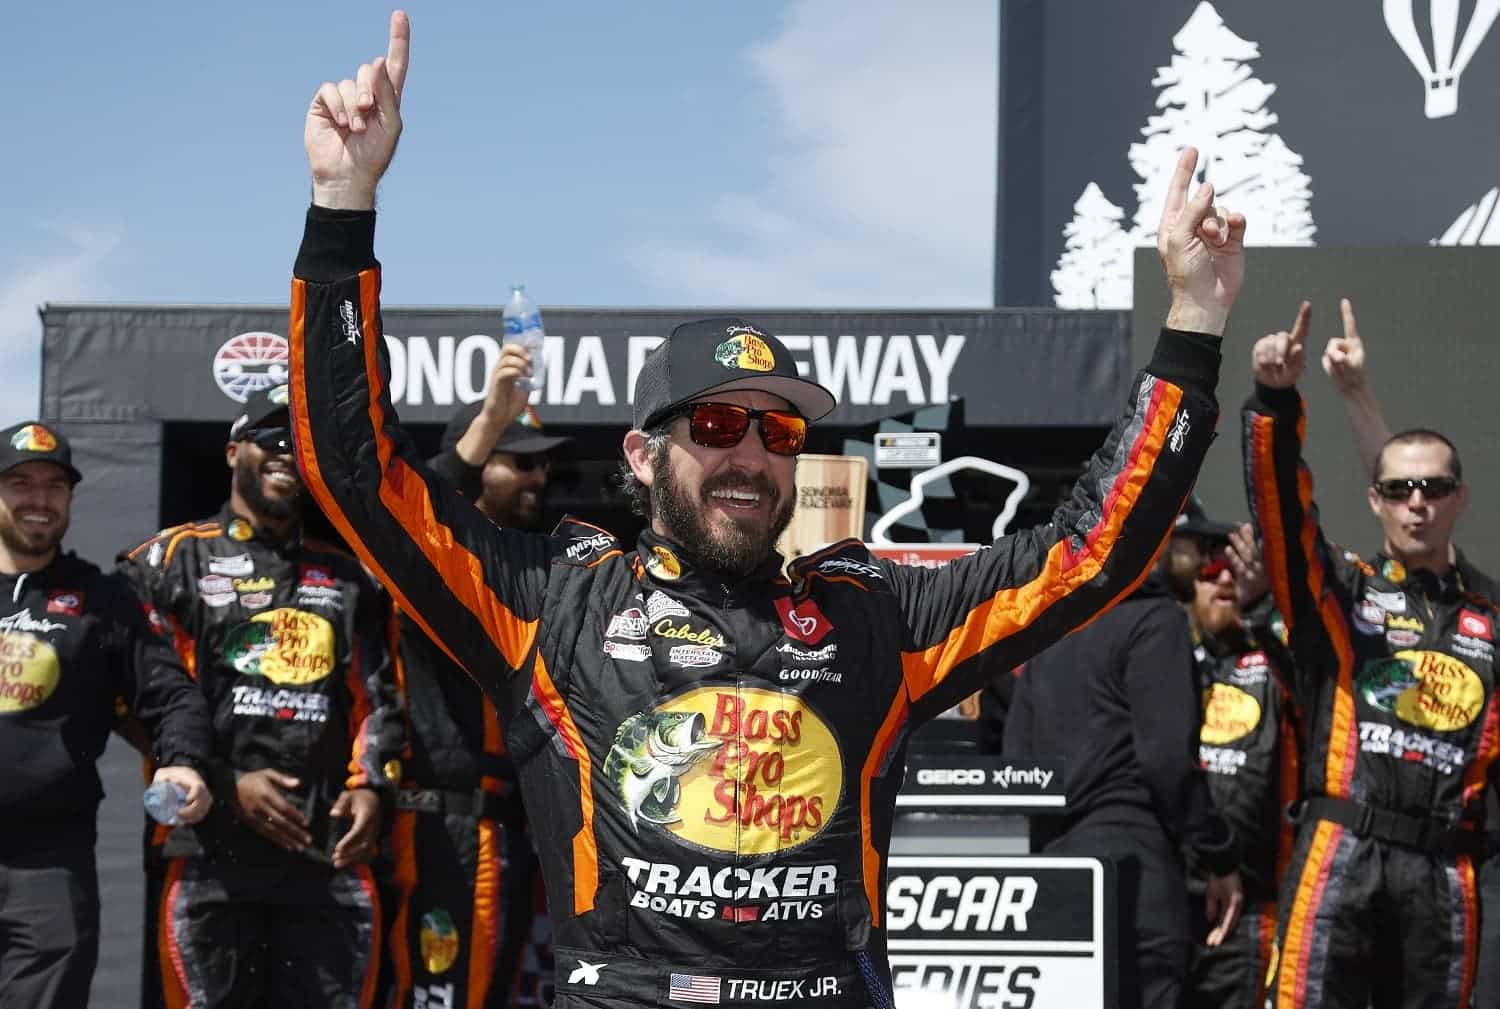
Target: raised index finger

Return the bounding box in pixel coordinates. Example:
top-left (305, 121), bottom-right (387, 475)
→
top-left (1159, 147), bottom-right (1199, 230)
top-left (1340, 297), bottom-right (1360, 341)
top-left (386, 10), bottom-right (410, 97)
top-left (1289, 300), bottom-right (1311, 349)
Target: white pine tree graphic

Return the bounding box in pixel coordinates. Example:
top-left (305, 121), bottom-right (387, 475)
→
top-left (1434, 187), bottom-right (1500, 245)
top-left (1129, 1), bottom-right (1315, 248)
top-left (1051, 183), bottom-right (1133, 309)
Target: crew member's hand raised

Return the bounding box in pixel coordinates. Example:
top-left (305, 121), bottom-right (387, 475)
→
top-left (305, 10), bottom-right (410, 210)
top-left (1158, 148), bottom-right (1248, 337)
top-left (1321, 298), bottom-right (1368, 394)
top-left (1252, 301), bottom-right (1310, 390)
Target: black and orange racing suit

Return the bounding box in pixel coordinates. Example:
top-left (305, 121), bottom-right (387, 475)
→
top-left (1244, 384), bottom-right (1500, 1009)
top-left (384, 604), bottom-right (550, 1009)
top-left (1187, 614), bottom-right (1299, 1009)
top-left (289, 205), bottom-right (1221, 1009)
top-left (120, 506), bottom-right (404, 1008)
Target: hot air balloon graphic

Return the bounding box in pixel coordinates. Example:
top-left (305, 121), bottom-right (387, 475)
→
top-left (1383, 0), bottom-right (1500, 118)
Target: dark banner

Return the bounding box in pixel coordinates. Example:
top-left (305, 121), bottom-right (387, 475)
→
top-left (41, 305), bottom-right (1130, 429)
top-left (998, 0), bottom-right (1500, 307)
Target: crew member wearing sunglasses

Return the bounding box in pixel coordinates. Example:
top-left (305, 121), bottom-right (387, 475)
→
top-left (1166, 504), bottom-right (1297, 1009)
top-left (291, 17), bottom-right (1246, 1005)
top-left (1245, 305), bottom-right (1496, 1009)
top-left (119, 384), bottom-right (404, 1009)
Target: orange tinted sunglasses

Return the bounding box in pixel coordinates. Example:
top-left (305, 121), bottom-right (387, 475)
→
top-left (658, 402), bottom-right (808, 456)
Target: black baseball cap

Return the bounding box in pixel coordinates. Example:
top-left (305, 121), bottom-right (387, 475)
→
top-left (632, 317), bottom-right (836, 431)
top-left (439, 403), bottom-right (572, 457)
top-left (0, 421), bottom-right (82, 484)
top-left (1174, 497), bottom-right (1238, 539)
top-left (230, 384), bottom-right (291, 440)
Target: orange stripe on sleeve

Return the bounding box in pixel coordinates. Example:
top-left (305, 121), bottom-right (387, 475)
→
top-left (860, 692), bottom-right (910, 927)
top-left (901, 383), bottom-right (1183, 700)
top-left (531, 654), bottom-right (597, 914)
top-left (290, 276), bottom-right (537, 680)
top-left (160, 859), bottom-right (192, 1009)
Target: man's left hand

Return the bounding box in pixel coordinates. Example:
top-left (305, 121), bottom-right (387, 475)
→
top-left (1204, 870), bottom-right (1244, 947)
top-left (1158, 148), bottom-right (1248, 336)
top-left (330, 788), bottom-right (382, 868)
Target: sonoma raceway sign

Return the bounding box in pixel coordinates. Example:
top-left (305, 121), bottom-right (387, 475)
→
top-left (41, 305), bottom-right (1129, 429)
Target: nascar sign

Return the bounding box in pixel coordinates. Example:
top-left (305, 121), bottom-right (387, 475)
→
top-left (886, 857), bottom-right (1107, 1009)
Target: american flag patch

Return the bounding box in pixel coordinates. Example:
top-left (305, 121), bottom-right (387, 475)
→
top-left (669, 973), bottom-right (722, 1004)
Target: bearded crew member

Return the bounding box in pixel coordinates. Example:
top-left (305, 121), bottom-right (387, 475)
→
top-left (120, 386), bottom-right (405, 1008)
top-left (289, 13), bottom-right (1248, 1008)
top-left (381, 378), bottom-right (570, 1009)
top-left (0, 421), bottom-right (212, 1009)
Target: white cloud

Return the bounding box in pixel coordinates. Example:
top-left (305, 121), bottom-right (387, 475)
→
top-left (632, 0), bottom-right (997, 307)
top-left (0, 225), bottom-right (122, 427)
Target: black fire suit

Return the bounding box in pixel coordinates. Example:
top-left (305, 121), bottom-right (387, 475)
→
top-left (0, 551), bottom-right (209, 1009)
top-left (1186, 617), bottom-right (1298, 1009)
top-left (120, 506), bottom-right (404, 1009)
top-left (1004, 574), bottom-right (1238, 1009)
top-left (1244, 385), bottom-right (1498, 1009)
top-left (384, 603), bottom-right (550, 1009)
top-left (289, 205), bottom-right (1221, 1009)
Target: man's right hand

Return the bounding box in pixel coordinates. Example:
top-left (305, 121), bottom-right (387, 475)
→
top-left (234, 769), bottom-right (311, 853)
top-left (1321, 298), bottom-right (1368, 394)
top-left (1158, 147), bottom-right (1248, 337)
top-left (1252, 301), bottom-right (1310, 390)
top-left (305, 10), bottom-right (410, 210)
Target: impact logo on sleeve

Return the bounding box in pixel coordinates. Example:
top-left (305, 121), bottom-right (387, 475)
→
top-left (774, 597), bottom-right (834, 645)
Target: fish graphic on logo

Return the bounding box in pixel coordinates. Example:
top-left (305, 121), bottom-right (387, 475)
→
top-left (10, 425), bottom-right (57, 452)
top-left (714, 333), bottom-right (775, 372)
top-left (603, 710), bottom-right (722, 831)
top-left (1358, 656), bottom-right (1420, 713)
top-left (221, 622), bottom-right (277, 676)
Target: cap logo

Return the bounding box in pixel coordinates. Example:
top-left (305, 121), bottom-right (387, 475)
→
top-left (10, 425), bottom-right (58, 453)
top-left (714, 334), bottom-right (775, 373)
top-left (267, 385), bottom-right (290, 407)
top-left (520, 405), bottom-right (543, 430)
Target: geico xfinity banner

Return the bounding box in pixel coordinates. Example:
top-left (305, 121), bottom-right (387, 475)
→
top-left (886, 857), bottom-right (1106, 1009)
top-left (40, 306), bottom-right (1129, 428)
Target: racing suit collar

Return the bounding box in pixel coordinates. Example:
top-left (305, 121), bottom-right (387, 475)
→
top-left (217, 503), bottom-right (302, 555)
top-left (1376, 550), bottom-right (1464, 601)
top-left (635, 528), bottom-right (786, 597)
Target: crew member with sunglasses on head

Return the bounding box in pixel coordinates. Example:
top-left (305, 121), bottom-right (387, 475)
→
top-left (1003, 521), bottom-right (1243, 1009)
top-left (1245, 302), bottom-right (1499, 1009)
top-left (1165, 505), bottom-right (1299, 1009)
top-left (119, 385), bottom-right (405, 1008)
top-left (287, 13), bottom-right (1247, 1008)
top-left (379, 356), bottom-right (568, 1009)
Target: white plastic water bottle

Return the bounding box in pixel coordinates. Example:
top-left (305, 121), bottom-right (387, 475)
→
top-left (143, 779), bottom-right (188, 826)
top-left (502, 284), bottom-right (546, 392)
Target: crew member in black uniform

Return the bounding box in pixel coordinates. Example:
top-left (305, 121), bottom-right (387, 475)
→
top-left (384, 360), bottom-right (568, 1009)
top-left (1168, 507), bottom-right (1299, 1009)
top-left (0, 421), bottom-right (211, 1009)
top-left (1004, 542), bottom-right (1244, 1009)
top-left (120, 387), bottom-right (404, 1008)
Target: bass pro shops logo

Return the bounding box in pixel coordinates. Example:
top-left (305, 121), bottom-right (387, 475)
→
top-left (220, 608), bottom-right (337, 685)
top-left (603, 686), bottom-right (843, 854)
top-left (1358, 650), bottom-right (1485, 731)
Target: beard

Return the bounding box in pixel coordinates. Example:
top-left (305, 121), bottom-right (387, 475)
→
top-left (234, 453), bottom-right (301, 522)
top-left (0, 509), bottom-right (68, 560)
top-left (652, 450), bottom-right (795, 578)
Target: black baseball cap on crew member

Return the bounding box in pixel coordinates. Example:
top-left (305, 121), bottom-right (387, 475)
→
top-left (439, 403), bottom-right (573, 457)
top-left (230, 384), bottom-right (292, 440)
top-left (632, 317), bottom-right (837, 431)
top-left (1174, 496), bottom-right (1238, 540)
top-left (0, 421), bottom-right (83, 484)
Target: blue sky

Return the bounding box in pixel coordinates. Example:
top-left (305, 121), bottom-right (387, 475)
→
top-left (0, 1), bottom-right (997, 426)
